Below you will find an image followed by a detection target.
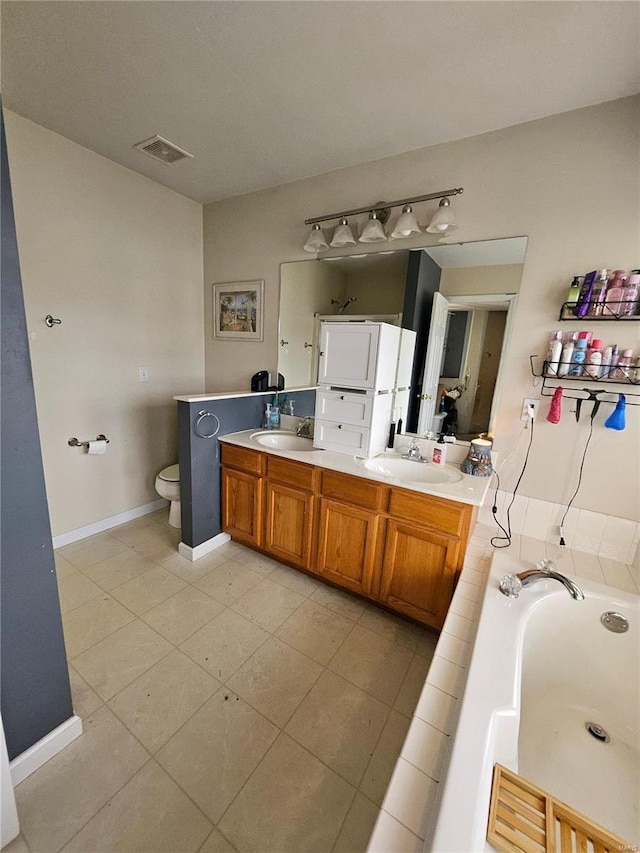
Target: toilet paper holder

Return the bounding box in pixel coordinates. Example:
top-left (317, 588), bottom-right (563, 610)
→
top-left (68, 434), bottom-right (110, 448)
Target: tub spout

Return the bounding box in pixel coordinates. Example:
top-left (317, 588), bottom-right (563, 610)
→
top-left (499, 560), bottom-right (584, 600)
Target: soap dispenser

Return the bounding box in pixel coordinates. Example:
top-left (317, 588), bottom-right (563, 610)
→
top-left (263, 403), bottom-right (272, 429)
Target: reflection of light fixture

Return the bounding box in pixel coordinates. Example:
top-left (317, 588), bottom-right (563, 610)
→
top-left (330, 217), bottom-right (357, 248)
top-left (359, 211), bottom-right (387, 243)
top-left (460, 438), bottom-right (494, 477)
top-left (303, 187), bottom-right (463, 252)
top-left (391, 204), bottom-right (421, 239)
top-left (303, 223), bottom-right (329, 253)
top-left (426, 197), bottom-right (458, 233)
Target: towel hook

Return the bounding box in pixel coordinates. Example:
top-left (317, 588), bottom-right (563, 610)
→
top-left (45, 315), bottom-right (62, 327)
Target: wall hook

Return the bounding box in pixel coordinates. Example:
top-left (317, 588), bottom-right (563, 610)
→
top-left (45, 315), bottom-right (62, 327)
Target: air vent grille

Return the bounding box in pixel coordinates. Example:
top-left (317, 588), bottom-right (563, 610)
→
top-left (134, 135), bottom-right (193, 165)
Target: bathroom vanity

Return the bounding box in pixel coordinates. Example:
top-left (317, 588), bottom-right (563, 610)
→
top-left (220, 431), bottom-right (486, 630)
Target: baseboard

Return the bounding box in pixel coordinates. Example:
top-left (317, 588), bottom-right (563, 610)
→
top-left (179, 532), bottom-right (230, 562)
top-left (10, 715), bottom-right (82, 786)
top-left (52, 499), bottom-right (169, 548)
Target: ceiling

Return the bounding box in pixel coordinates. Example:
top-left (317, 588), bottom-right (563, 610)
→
top-left (2, 1), bottom-right (638, 205)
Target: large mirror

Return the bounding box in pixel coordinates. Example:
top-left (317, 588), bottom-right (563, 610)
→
top-left (278, 237), bottom-right (527, 440)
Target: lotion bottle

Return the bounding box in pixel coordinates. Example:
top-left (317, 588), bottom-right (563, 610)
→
top-left (569, 338), bottom-right (588, 376)
top-left (432, 434), bottom-right (447, 465)
top-left (546, 330), bottom-right (563, 375)
top-left (558, 334), bottom-right (575, 377)
top-left (585, 339), bottom-right (603, 378)
top-left (622, 273), bottom-right (640, 316)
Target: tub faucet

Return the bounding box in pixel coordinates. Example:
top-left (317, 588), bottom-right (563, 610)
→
top-left (499, 560), bottom-right (584, 601)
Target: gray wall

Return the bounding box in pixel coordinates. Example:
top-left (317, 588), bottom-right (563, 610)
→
top-left (1, 105), bottom-right (73, 759)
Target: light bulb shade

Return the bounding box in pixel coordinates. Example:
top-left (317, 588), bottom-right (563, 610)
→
top-left (426, 197), bottom-right (458, 233)
top-left (303, 223), bottom-right (329, 253)
top-left (359, 212), bottom-right (387, 243)
top-left (330, 217), bottom-right (356, 247)
top-left (390, 205), bottom-right (421, 239)
top-left (460, 438), bottom-right (494, 477)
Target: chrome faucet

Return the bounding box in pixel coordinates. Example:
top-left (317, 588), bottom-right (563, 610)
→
top-left (296, 417), bottom-right (313, 439)
top-left (499, 560), bottom-right (584, 601)
top-left (401, 438), bottom-right (427, 463)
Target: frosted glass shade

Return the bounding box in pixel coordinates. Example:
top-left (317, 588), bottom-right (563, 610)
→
top-left (359, 212), bottom-right (387, 243)
top-left (390, 205), bottom-right (421, 239)
top-left (426, 197), bottom-right (458, 233)
top-left (330, 217), bottom-right (356, 247)
top-left (303, 223), bottom-right (329, 253)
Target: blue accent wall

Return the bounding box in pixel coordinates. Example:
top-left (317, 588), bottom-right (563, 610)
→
top-left (178, 390), bottom-right (316, 548)
top-left (1, 104), bottom-right (73, 759)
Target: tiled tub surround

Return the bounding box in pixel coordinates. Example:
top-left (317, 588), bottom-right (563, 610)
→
top-left (367, 530), bottom-right (640, 853)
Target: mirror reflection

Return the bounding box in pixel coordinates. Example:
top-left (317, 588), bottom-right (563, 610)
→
top-left (279, 237), bottom-right (527, 440)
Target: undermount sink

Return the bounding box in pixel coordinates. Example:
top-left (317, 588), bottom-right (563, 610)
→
top-left (250, 430), bottom-right (315, 451)
top-left (360, 454), bottom-right (463, 485)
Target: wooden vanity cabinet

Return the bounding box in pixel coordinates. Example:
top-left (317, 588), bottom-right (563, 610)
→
top-left (220, 445), bottom-right (265, 548)
top-left (263, 456), bottom-right (317, 570)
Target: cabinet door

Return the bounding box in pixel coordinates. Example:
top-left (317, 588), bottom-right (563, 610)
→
top-left (221, 467), bottom-right (263, 548)
top-left (264, 482), bottom-right (314, 569)
top-left (315, 498), bottom-right (379, 596)
top-left (380, 519), bottom-right (460, 630)
top-left (318, 323), bottom-right (380, 389)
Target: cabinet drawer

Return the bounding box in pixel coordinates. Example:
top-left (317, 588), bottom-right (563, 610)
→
top-left (315, 390), bottom-right (373, 427)
top-left (221, 444), bottom-right (265, 476)
top-left (388, 487), bottom-right (467, 537)
top-left (313, 420), bottom-right (370, 457)
top-left (267, 455), bottom-right (316, 491)
top-left (321, 470), bottom-right (388, 511)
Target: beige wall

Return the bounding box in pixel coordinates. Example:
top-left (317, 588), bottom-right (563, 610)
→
top-left (203, 97), bottom-right (640, 520)
top-left (6, 111), bottom-right (205, 536)
top-left (342, 256), bottom-right (407, 315)
top-left (440, 264), bottom-right (523, 296)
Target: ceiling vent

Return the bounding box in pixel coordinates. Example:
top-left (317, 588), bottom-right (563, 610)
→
top-left (134, 135), bottom-right (194, 165)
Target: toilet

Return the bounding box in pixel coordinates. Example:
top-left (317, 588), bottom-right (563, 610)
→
top-left (155, 464), bottom-right (181, 528)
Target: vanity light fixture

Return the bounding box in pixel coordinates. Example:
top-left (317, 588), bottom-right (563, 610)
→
top-left (303, 187), bottom-right (463, 252)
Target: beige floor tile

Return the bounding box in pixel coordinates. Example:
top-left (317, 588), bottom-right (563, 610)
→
top-left (198, 828), bottom-right (238, 853)
top-left (160, 550), bottom-right (226, 582)
top-left (275, 599), bottom-right (354, 665)
top-left (157, 690), bottom-right (278, 823)
top-left (82, 549), bottom-right (160, 592)
top-left (328, 625), bottom-right (413, 706)
top-left (333, 792), bottom-right (380, 853)
top-left (180, 608), bottom-right (269, 682)
top-left (270, 564), bottom-right (321, 597)
top-left (72, 620), bottom-right (172, 700)
top-left (223, 544), bottom-right (281, 576)
top-left (60, 532), bottom-right (129, 570)
top-left (394, 654), bottom-right (432, 717)
top-left (15, 705), bottom-right (148, 853)
top-left (133, 526), bottom-right (181, 563)
top-left (108, 517), bottom-right (166, 547)
top-left (358, 606), bottom-right (424, 652)
top-left (415, 628), bottom-right (439, 660)
top-left (57, 572), bottom-right (103, 614)
top-left (108, 649), bottom-right (219, 752)
top-left (68, 665), bottom-right (103, 718)
top-left (227, 637), bottom-right (322, 727)
top-left (110, 565), bottom-right (186, 615)
top-left (359, 710), bottom-right (412, 806)
top-left (61, 760), bottom-right (212, 853)
top-left (219, 733), bottom-right (355, 853)
top-left (2, 834), bottom-right (30, 853)
top-left (230, 577), bottom-right (305, 633)
top-left (194, 559), bottom-right (263, 606)
top-left (62, 594), bottom-right (135, 659)
top-left (54, 552), bottom-right (78, 579)
top-left (309, 583), bottom-right (368, 622)
top-left (142, 585), bottom-right (224, 646)
top-left (285, 670), bottom-right (388, 786)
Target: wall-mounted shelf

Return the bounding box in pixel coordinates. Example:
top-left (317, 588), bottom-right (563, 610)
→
top-left (559, 301), bottom-right (640, 321)
top-left (530, 356), bottom-right (640, 406)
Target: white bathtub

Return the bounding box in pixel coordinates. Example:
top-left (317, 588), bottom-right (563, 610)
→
top-left (432, 551), bottom-right (639, 851)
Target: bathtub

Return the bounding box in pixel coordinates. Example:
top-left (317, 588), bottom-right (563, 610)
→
top-left (431, 550), bottom-right (639, 851)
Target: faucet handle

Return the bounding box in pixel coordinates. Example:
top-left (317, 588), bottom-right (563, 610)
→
top-left (536, 559), bottom-right (557, 574)
top-left (499, 573), bottom-right (523, 598)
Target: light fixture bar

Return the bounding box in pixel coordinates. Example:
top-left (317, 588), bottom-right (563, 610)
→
top-left (304, 187), bottom-right (463, 225)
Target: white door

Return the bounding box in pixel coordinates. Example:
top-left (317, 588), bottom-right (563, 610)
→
top-left (318, 322), bottom-right (380, 389)
top-left (417, 292), bottom-right (450, 435)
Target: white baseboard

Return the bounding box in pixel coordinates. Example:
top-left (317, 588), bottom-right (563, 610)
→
top-left (179, 532), bottom-right (230, 562)
top-left (52, 499), bottom-right (169, 548)
top-left (10, 715), bottom-right (82, 786)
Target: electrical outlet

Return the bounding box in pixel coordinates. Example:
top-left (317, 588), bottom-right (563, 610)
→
top-left (521, 398), bottom-right (538, 421)
top-left (138, 367), bottom-right (149, 382)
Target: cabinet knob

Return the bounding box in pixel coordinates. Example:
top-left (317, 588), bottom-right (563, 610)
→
top-left (337, 424), bottom-right (343, 429)
top-left (419, 393), bottom-right (432, 400)
top-left (340, 395), bottom-right (346, 400)
top-left (319, 351), bottom-right (325, 357)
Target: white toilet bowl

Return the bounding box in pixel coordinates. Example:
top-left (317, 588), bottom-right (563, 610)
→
top-left (155, 464), bottom-right (181, 528)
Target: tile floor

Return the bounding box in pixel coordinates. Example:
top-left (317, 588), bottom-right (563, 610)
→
top-left (8, 510), bottom-right (437, 853)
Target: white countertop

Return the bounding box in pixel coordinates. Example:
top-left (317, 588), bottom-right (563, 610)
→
top-left (218, 429), bottom-right (493, 507)
top-left (174, 386), bottom-right (317, 403)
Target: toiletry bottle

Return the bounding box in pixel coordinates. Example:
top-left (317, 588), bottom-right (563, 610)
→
top-left (622, 273), bottom-right (640, 316)
top-left (601, 344), bottom-right (613, 379)
top-left (631, 356), bottom-right (640, 384)
top-left (587, 269), bottom-right (609, 317)
top-left (574, 271), bottom-right (597, 317)
top-left (615, 349), bottom-right (634, 380)
top-left (269, 403), bottom-right (281, 429)
top-left (568, 337), bottom-right (588, 376)
top-left (604, 270), bottom-right (627, 317)
top-left (432, 434), bottom-right (447, 465)
top-left (387, 418), bottom-right (396, 450)
top-left (263, 403), bottom-right (272, 429)
top-left (558, 333), bottom-right (576, 377)
top-left (585, 339), bottom-right (603, 378)
top-left (546, 330), bottom-right (563, 375)
top-left (566, 276), bottom-right (583, 308)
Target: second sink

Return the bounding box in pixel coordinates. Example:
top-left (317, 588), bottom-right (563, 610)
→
top-left (250, 431), bottom-right (315, 451)
top-left (360, 454), bottom-right (463, 485)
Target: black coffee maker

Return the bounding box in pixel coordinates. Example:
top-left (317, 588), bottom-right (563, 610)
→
top-left (250, 371), bottom-right (285, 392)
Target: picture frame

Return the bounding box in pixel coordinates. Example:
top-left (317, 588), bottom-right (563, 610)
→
top-left (212, 280), bottom-right (264, 341)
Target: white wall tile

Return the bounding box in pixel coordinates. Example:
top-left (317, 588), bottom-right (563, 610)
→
top-left (382, 759), bottom-right (437, 839)
top-left (571, 552), bottom-right (605, 585)
top-left (449, 595), bottom-right (477, 621)
top-left (599, 558), bottom-right (637, 594)
top-left (435, 632), bottom-right (470, 668)
top-left (453, 580), bottom-right (481, 603)
top-left (401, 718), bottom-right (449, 781)
top-left (573, 510), bottom-right (606, 554)
top-left (368, 810), bottom-right (423, 852)
top-left (441, 611), bottom-right (474, 643)
top-left (522, 498), bottom-right (553, 540)
top-left (598, 515), bottom-right (637, 562)
top-left (414, 683), bottom-right (457, 736)
top-left (427, 656), bottom-right (465, 699)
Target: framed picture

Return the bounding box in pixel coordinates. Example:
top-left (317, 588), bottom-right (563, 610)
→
top-left (212, 280), bottom-right (264, 341)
